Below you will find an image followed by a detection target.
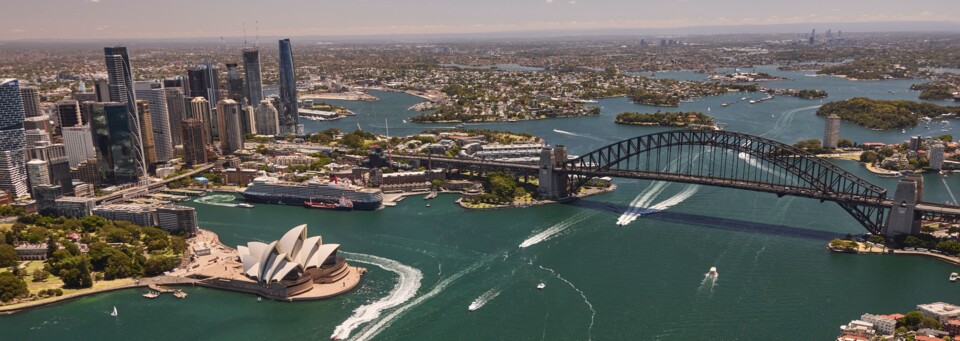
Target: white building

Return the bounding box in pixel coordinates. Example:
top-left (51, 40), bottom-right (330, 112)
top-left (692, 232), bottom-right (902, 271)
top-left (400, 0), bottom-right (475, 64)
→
top-left (62, 125), bottom-right (97, 167)
top-left (929, 143), bottom-right (945, 170)
top-left (135, 82), bottom-right (175, 162)
top-left (839, 320), bottom-right (875, 338)
top-left (918, 302), bottom-right (960, 323)
top-left (860, 314), bottom-right (897, 335)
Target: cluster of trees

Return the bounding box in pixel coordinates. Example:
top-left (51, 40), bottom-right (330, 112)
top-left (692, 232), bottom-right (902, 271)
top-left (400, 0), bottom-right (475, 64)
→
top-left (829, 238), bottom-right (858, 251)
top-left (472, 172), bottom-right (529, 204)
top-left (816, 97), bottom-right (960, 130)
top-left (817, 59), bottom-right (915, 80)
top-left (911, 82), bottom-right (957, 100)
top-left (896, 311), bottom-right (942, 333)
top-left (626, 88), bottom-right (680, 107)
top-left (898, 233), bottom-right (960, 255)
top-left (796, 89), bottom-right (828, 99)
top-left (614, 111), bottom-right (715, 127)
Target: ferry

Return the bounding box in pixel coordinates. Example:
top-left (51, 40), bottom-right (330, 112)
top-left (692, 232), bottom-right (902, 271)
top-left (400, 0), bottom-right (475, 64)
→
top-left (707, 267), bottom-right (719, 279)
top-left (237, 203), bottom-right (255, 208)
top-left (951, 272), bottom-right (959, 282)
top-left (241, 176), bottom-right (382, 210)
top-left (537, 282), bottom-right (546, 290)
top-left (304, 196), bottom-right (354, 211)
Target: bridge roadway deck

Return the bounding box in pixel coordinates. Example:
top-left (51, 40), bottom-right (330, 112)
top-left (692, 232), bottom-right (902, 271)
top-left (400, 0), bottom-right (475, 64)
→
top-left (389, 153), bottom-right (960, 215)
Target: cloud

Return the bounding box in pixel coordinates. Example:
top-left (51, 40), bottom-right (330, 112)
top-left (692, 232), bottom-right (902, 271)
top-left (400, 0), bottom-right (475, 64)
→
top-left (88, 0), bottom-right (101, 3)
top-left (568, 0), bottom-right (576, 3)
top-left (95, 25), bottom-right (110, 31)
top-left (9, 29), bottom-right (26, 33)
top-left (545, 0), bottom-right (553, 2)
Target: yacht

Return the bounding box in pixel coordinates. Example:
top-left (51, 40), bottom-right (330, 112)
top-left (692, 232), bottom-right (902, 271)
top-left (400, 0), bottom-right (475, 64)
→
top-left (707, 267), bottom-right (719, 279)
top-left (237, 203), bottom-right (255, 208)
top-left (537, 282), bottom-right (546, 290)
top-left (110, 306), bottom-right (118, 317)
top-left (951, 272), bottom-right (959, 282)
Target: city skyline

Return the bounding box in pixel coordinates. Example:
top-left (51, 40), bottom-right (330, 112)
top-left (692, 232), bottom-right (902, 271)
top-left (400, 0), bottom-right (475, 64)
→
top-left (2, 0), bottom-right (960, 40)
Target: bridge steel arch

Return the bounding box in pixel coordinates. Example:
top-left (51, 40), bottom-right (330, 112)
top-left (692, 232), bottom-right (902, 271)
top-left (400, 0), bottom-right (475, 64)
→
top-left (561, 130), bottom-right (889, 233)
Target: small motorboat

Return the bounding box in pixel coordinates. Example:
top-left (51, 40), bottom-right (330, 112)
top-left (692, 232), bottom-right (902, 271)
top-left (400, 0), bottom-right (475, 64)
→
top-left (237, 203), bottom-right (254, 208)
top-left (707, 267), bottom-right (719, 279)
top-left (950, 272), bottom-right (958, 282)
top-left (537, 282), bottom-right (546, 290)
top-left (257, 296), bottom-right (262, 302)
top-left (110, 306), bottom-right (118, 317)
top-left (426, 203), bottom-right (431, 207)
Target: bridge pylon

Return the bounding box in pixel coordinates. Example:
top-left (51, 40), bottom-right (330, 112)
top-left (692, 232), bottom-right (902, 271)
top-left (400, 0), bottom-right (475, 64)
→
top-left (538, 146), bottom-right (568, 200)
top-left (884, 174), bottom-right (923, 236)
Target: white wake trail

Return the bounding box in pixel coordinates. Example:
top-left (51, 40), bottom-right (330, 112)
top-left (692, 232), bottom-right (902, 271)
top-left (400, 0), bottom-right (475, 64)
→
top-left (552, 129), bottom-right (605, 142)
top-left (643, 185), bottom-right (700, 213)
top-left (467, 287), bottom-right (502, 311)
top-left (539, 265), bottom-right (596, 341)
top-left (348, 258), bottom-right (490, 341)
top-left (942, 176), bottom-right (959, 205)
top-left (330, 252), bottom-right (423, 340)
top-left (194, 194), bottom-right (239, 207)
top-left (616, 181), bottom-right (669, 225)
top-left (520, 212), bottom-right (593, 248)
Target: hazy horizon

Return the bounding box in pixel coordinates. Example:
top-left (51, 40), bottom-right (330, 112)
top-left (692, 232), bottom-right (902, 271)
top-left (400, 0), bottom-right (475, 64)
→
top-left (2, 0), bottom-right (960, 41)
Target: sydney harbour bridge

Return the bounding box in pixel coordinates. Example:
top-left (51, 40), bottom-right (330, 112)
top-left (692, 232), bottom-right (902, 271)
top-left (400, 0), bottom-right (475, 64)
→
top-left (390, 130), bottom-right (960, 235)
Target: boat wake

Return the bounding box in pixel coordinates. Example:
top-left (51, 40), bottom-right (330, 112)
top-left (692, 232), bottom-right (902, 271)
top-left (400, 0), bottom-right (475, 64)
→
top-left (736, 152), bottom-right (777, 175)
top-left (617, 183), bottom-right (699, 225)
top-left (698, 272), bottom-right (719, 293)
top-left (762, 104), bottom-right (821, 138)
top-left (942, 176), bottom-right (958, 205)
top-left (194, 194), bottom-right (239, 207)
top-left (519, 211), bottom-right (593, 248)
top-left (467, 287), bottom-right (502, 312)
top-left (347, 257), bottom-right (491, 341)
top-left (539, 265), bottom-right (595, 341)
top-left (616, 181), bottom-right (669, 225)
top-left (330, 252), bottom-right (423, 341)
top-left (552, 129), bottom-right (606, 142)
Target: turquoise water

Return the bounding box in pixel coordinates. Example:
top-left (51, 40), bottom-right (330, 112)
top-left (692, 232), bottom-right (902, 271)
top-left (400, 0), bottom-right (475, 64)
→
top-left (2, 70), bottom-right (959, 340)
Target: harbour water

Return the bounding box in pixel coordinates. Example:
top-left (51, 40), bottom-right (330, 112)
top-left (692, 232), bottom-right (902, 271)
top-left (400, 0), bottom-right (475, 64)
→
top-left (2, 68), bottom-right (959, 340)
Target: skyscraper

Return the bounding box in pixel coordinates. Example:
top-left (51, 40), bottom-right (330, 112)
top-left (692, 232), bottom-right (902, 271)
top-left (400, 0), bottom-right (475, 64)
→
top-left (104, 46), bottom-right (146, 177)
top-left (189, 97), bottom-right (213, 143)
top-left (226, 63), bottom-right (244, 104)
top-left (136, 100), bottom-right (158, 166)
top-left (243, 48), bottom-right (263, 109)
top-left (57, 99), bottom-right (83, 128)
top-left (278, 39), bottom-right (300, 135)
top-left (217, 99), bottom-right (243, 155)
top-left (135, 82), bottom-right (174, 162)
top-left (163, 87), bottom-right (186, 146)
top-left (823, 114), bottom-right (840, 149)
top-left (28, 141), bottom-right (72, 195)
top-left (19, 87), bottom-right (42, 118)
top-left (181, 119), bottom-right (207, 166)
top-left (930, 143), bottom-right (945, 171)
top-left (187, 61), bottom-right (219, 103)
top-left (62, 125), bottom-right (96, 167)
top-left (89, 102), bottom-right (140, 183)
top-left (0, 79), bottom-right (29, 197)
top-left (254, 99), bottom-right (279, 136)
top-left (27, 159), bottom-right (51, 190)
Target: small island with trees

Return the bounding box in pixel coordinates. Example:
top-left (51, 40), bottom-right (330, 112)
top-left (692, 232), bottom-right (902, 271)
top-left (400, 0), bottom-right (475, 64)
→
top-left (614, 111), bottom-right (716, 128)
top-left (816, 59), bottom-right (917, 80)
top-left (911, 82), bottom-right (958, 101)
top-left (815, 97), bottom-right (960, 130)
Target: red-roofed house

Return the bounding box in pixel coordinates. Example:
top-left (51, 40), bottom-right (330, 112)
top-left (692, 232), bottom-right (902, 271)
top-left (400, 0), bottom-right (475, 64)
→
top-left (916, 335), bottom-right (944, 341)
top-left (946, 319), bottom-right (960, 335)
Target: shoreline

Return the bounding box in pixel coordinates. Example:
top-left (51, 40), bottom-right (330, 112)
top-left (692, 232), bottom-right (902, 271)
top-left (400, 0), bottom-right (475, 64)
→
top-left (827, 242), bottom-right (960, 267)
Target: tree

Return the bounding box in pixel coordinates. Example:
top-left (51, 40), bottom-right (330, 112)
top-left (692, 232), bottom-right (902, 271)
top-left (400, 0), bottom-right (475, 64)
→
top-left (31, 268), bottom-right (50, 282)
top-left (0, 272), bottom-right (28, 302)
top-left (860, 150), bottom-right (879, 163)
top-left (430, 179), bottom-right (445, 189)
top-left (837, 138), bottom-right (855, 148)
top-left (46, 235), bottom-right (57, 259)
top-left (0, 244), bottom-right (18, 267)
top-left (936, 240), bottom-right (960, 255)
top-left (80, 215), bottom-right (107, 232)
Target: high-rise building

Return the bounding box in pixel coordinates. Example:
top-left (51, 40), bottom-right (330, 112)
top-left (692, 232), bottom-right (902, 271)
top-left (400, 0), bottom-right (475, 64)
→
top-left (26, 159), bottom-right (51, 191)
top-left (226, 63), bottom-right (244, 103)
top-left (187, 61), bottom-right (219, 103)
top-left (217, 99), bottom-right (244, 154)
top-left (71, 157), bottom-right (101, 185)
top-left (104, 46), bottom-right (146, 176)
top-left (180, 119), bottom-right (207, 166)
top-left (89, 102), bottom-right (140, 183)
top-left (155, 205), bottom-right (198, 236)
top-left (136, 100), bottom-right (157, 166)
top-left (823, 114), bottom-right (841, 149)
top-left (135, 82), bottom-right (174, 162)
top-left (28, 141), bottom-right (72, 194)
top-left (189, 97), bottom-right (213, 143)
top-left (19, 87), bottom-right (42, 118)
top-left (243, 48), bottom-right (263, 109)
top-left (24, 129), bottom-right (50, 146)
top-left (93, 78), bottom-right (111, 102)
top-left (254, 99), bottom-right (279, 135)
top-left (278, 39), bottom-right (300, 135)
top-left (0, 79), bottom-right (29, 197)
top-left (62, 125), bottom-right (96, 167)
top-left (163, 87), bottom-right (186, 146)
top-left (56, 99), bottom-right (83, 128)
top-left (930, 143), bottom-right (946, 171)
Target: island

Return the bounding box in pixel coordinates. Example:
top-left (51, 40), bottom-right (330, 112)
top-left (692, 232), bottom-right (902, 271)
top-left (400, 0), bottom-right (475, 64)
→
top-left (815, 97), bottom-right (960, 130)
top-left (911, 82), bottom-right (958, 101)
top-left (816, 59), bottom-right (918, 80)
top-left (614, 111), bottom-right (716, 128)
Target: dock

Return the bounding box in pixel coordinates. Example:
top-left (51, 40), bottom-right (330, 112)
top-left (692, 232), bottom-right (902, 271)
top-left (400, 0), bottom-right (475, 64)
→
top-left (424, 191), bottom-right (438, 200)
top-left (144, 284), bottom-right (188, 299)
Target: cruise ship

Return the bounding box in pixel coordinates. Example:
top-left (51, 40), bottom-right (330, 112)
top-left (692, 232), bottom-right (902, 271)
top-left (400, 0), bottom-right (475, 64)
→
top-left (240, 176), bottom-right (383, 210)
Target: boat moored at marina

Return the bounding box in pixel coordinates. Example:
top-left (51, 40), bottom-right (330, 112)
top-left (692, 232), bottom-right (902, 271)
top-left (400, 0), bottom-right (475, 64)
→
top-left (240, 176), bottom-right (383, 210)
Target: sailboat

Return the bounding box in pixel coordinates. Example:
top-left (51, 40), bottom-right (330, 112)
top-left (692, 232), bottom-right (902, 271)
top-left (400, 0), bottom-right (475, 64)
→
top-left (111, 306), bottom-right (118, 317)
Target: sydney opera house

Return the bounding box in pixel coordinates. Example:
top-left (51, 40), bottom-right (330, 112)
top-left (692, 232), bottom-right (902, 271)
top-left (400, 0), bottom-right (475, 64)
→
top-left (194, 224), bottom-right (363, 301)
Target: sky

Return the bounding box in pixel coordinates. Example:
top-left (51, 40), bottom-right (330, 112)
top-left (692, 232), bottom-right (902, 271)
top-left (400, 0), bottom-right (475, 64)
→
top-left (1, 0), bottom-right (959, 40)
